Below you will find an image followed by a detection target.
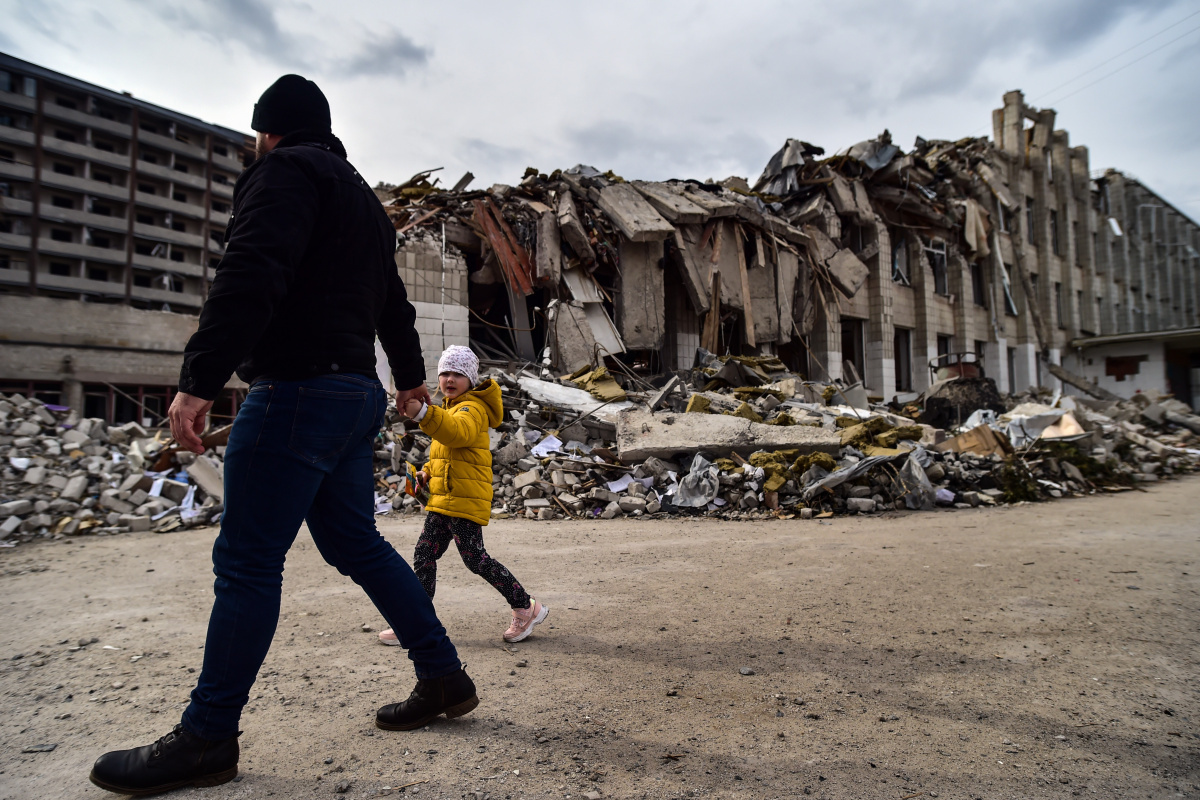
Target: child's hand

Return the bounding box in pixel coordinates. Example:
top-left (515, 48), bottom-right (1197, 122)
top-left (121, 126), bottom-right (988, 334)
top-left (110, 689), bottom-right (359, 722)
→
top-left (403, 398), bottom-right (425, 419)
top-left (416, 470), bottom-right (429, 486)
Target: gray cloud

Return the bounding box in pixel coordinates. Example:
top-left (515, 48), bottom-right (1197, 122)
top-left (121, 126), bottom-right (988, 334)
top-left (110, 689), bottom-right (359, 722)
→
top-left (332, 29), bottom-right (430, 78)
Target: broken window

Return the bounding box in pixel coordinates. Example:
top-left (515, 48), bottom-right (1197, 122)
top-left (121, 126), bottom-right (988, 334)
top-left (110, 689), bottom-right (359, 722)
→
top-left (92, 172), bottom-right (113, 184)
top-left (172, 191), bottom-right (187, 203)
top-left (170, 250), bottom-right (185, 263)
top-left (50, 228), bottom-right (72, 242)
top-left (139, 122), bottom-right (158, 134)
top-left (55, 97), bottom-right (77, 110)
top-left (893, 328), bottom-right (912, 392)
top-left (923, 237), bottom-right (948, 296)
top-left (0, 255), bottom-right (9, 269)
top-left (0, 148), bottom-right (12, 163)
top-left (1007, 347), bottom-right (1016, 389)
top-left (48, 262), bottom-right (71, 276)
top-left (173, 162), bottom-right (189, 174)
top-left (974, 340), bottom-right (986, 361)
top-left (213, 144), bottom-right (228, 157)
top-left (133, 271), bottom-right (152, 288)
top-left (54, 129), bottom-right (77, 142)
top-left (970, 261), bottom-right (987, 307)
top-left (1105, 355), bottom-right (1147, 382)
top-left (1049, 209), bottom-right (1059, 255)
top-left (141, 152), bottom-right (158, 164)
top-left (22, 77), bottom-right (36, 98)
top-left (93, 140), bottom-right (114, 153)
top-left (87, 267), bottom-right (108, 282)
top-left (212, 200), bottom-right (230, 214)
top-left (137, 182), bottom-right (155, 194)
top-left (136, 213), bottom-right (154, 225)
top-left (53, 162), bottom-right (76, 176)
top-left (51, 195), bottom-right (74, 209)
top-left (1055, 282), bottom-right (1065, 329)
top-left (937, 334), bottom-right (953, 358)
top-left (840, 317), bottom-right (866, 383)
top-left (171, 220), bottom-right (186, 232)
top-left (0, 70), bottom-right (9, 93)
top-left (891, 234), bottom-right (910, 285)
top-left (1025, 196), bottom-right (1035, 242)
top-left (91, 202), bottom-right (112, 217)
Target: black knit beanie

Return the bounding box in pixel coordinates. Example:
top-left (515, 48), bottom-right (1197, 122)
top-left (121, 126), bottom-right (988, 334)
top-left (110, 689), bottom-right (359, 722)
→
top-left (251, 74), bottom-right (331, 135)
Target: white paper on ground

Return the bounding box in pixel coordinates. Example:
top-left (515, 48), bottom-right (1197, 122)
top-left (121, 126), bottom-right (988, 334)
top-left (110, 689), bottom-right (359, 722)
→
top-left (607, 474), bottom-right (634, 493)
top-left (531, 435), bottom-right (563, 458)
top-left (8, 457), bottom-right (30, 470)
top-left (149, 478), bottom-right (165, 498)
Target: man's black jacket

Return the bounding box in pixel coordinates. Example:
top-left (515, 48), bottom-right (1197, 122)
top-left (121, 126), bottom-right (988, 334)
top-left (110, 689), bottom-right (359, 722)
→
top-left (178, 131), bottom-right (422, 400)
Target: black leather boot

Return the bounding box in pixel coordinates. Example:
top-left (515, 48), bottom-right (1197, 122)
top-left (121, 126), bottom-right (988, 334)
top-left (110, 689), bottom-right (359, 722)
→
top-left (89, 724), bottom-right (239, 796)
top-left (376, 668), bottom-right (479, 730)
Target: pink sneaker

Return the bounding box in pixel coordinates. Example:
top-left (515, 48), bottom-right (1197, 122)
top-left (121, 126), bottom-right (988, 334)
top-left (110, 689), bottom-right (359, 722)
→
top-left (503, 599), bottom-right (548, 643)
top-left (378, 628), bottom-right (399, 646)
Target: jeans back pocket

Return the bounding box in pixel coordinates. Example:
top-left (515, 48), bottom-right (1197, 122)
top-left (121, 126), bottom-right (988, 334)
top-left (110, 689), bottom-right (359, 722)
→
top-left (288, 387), bottom-right (367, 463)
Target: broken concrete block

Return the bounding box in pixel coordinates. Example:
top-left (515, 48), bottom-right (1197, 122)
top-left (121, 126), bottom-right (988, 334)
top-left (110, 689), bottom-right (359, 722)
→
top-left (618, 496), bottom-right (647, 513)
top-left (523, 498), bottom-right (551, 509)
top-left (61, 429), bottom-right (91, 447)
top-left (14, 420), bottom-right (40, 436)
top-left (0, 515), bottom-right (21, 538)
top-left (600, 501), bottom-right (622, 519)
top-left (157, 480), bottom-right (191, 503)
top-left (537, 508), bottom-right (555, 520)
top-left (825, 248), bottom-right (869, 299)
top-left (646, 499), bottom-right (661, 514)
top-left (587, 487), bottom-right (620, 504)
top-left (23, 466), bottom-right (47, 485)
top-left (45, 474), bottom-right (68, 491)
top-left (61, 476), bottom-right (89, 501)
top-left (100, 492), bottom-right (135, 515)
top-left (119, 514), bottom-right (151, 532)
top-left (846, 497), bottom-right (876, 513)
top-left (558, 493), bottom-right (584, 512)
top-left (615, 411), bottom-right (840, 463)
top-left (1, 499), bottom-right (34, 518)
top-left (186, 456), bottom-right (224, 503)
top-left (513, 470), bottom-right (542, 491)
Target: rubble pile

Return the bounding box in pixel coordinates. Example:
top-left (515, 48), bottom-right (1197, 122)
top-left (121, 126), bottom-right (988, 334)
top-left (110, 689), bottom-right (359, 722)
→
top-left (0, 393), bottom-right (226, 546)
top-left (371, 362), bottom-right (1200, 524)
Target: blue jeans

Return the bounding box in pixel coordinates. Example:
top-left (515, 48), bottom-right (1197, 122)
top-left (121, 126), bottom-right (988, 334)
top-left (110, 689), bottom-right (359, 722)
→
top-left (181, 374), bottom-right (461, 740)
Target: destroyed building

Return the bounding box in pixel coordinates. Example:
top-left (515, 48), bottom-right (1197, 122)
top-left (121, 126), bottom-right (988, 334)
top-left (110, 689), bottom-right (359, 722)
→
top-left (377, 91), bottom-right (1200, 410)
top-left (0, 53), bottom-right (254, 422)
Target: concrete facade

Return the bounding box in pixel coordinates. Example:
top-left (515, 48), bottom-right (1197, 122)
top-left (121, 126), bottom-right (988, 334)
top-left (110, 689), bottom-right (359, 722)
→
top-left (810, 91), bottom-right (1199, 403)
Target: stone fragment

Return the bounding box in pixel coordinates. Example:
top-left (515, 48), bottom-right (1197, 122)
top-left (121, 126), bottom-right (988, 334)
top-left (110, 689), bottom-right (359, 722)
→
top-left (23, 466), bottom-right (47, 485)
top-left (846, 497), bottom-right (876, 513)
top-left (60, 476), bottom-right (89, 501)
top-left (118, 515), bottom-right (151, 532)
top-left (618, 496), bottom-right (647, 513)
top-left (0, 499), bottom-right (34, 517)
top-left (600, 501), bottom-right (622, 519)
top-left (522, 498), bottom-right (551, 509)
top-left (512, 470), bottom-right (541, 491)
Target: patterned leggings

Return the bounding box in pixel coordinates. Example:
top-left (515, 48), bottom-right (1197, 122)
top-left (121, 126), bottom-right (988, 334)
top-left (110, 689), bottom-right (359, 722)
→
top-left (414, 511), bottom-right (531, 609)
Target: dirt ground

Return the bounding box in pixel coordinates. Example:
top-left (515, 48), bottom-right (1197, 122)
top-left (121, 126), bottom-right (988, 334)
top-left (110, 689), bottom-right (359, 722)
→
top-left (2, 477), bottom-right (1198, 800)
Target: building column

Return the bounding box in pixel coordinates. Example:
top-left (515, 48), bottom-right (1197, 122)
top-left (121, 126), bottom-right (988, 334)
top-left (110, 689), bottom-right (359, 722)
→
top-left (864, 218), bottom-right (895, 399)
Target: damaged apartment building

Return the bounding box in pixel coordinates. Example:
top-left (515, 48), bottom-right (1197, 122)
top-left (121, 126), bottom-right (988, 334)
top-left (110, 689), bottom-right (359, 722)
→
top-left (382, 90), bottom-right (1200, 410)
top-left (0, 53), bottom-right (253, 423)
top-left (3, 49), bottom-right (1198, 424)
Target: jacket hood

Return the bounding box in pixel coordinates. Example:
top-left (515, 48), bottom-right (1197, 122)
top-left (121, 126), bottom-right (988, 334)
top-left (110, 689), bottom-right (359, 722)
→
top-left (447, 377), bottom-right (502, 428)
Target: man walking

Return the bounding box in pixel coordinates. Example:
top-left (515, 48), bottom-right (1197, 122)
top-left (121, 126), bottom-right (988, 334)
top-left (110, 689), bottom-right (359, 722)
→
top-left (89, 75), bottom-right (477, 796)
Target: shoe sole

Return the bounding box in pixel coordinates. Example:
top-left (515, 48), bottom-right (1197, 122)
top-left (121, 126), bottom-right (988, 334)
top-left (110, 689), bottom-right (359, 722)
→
top-left (375, 694), bottom-right (480, 731)
top-left (89, 765), bottom-right (238, 796)
top-left (378, 636), bottom-right (400, 646)
top-left (503, 604), bottom-right (549, 643)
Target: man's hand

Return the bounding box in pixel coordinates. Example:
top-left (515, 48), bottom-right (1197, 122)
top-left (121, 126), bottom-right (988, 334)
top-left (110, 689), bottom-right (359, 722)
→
top-left (403, 397), bottom-right (425, 419)
top-left (168, 392), bottom-right (215, 454)
top-left (396, 383), bottom-right (432, 417)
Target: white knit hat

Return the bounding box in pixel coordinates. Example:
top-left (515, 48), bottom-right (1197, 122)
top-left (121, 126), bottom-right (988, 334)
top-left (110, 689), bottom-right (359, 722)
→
top-left (437, 345), bottom-right (479, 386)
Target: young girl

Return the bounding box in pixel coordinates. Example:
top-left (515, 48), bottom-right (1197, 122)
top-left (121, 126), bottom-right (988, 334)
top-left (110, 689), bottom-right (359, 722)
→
top-left (378, 345), bottom-right (548, 644)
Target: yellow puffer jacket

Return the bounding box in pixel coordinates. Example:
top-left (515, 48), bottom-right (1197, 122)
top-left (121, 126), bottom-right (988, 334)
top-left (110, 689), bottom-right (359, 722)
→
top-left (419, 378), bottom-right (503, 526)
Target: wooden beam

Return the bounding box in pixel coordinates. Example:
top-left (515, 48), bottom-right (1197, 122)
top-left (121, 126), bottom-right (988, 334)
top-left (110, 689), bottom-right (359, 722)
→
top-left (670, 227), bottom-right (711, 315)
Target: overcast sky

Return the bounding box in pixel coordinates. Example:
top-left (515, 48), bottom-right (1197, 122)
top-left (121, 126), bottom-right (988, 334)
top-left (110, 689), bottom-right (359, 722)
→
top-left (4, 0), bottom-right (1200, 221)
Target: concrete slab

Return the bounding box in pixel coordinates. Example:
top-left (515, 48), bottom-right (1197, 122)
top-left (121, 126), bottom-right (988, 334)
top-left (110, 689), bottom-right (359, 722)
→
top-left (615, 410), bottom-right (840, 463)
